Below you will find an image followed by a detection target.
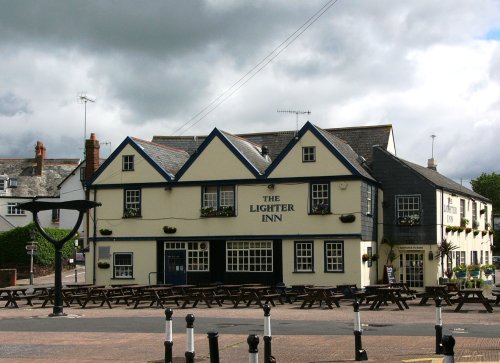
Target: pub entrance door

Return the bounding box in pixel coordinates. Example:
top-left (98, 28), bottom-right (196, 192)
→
top-left (164, 250), bottom-right (186, 285)
top-left (399, 252), bottom-right (424, 288)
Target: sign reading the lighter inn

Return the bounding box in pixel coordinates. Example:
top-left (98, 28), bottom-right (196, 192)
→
top-left (249, 195), bottom-right (295, 222)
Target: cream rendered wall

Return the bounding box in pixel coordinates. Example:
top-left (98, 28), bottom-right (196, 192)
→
top-left (179, 138), bottom-right (256, 181)
top-left (93, 144), bottom-right (166, 185)
top-left (268, 131), bottom-right (351, 178)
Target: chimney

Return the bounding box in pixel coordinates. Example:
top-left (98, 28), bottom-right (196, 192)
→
top-left (34, 141), bottom-right (46, 176)
top-left (427, 158), bottom-right (437, 171)
top-left (85, 133), bottom-right (100, 181)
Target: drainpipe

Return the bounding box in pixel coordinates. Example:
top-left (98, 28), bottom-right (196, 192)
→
top-left (92, 188), bottom-right (98, 285)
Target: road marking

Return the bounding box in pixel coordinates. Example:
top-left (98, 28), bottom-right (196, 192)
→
top-left (401, 358), bottom-right (442, 362)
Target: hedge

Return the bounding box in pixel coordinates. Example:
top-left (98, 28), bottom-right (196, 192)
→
top-left (0, 223), bottom-right (77, 268)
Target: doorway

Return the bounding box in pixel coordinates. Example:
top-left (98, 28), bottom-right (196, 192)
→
top-left (164, 250), bottom-right (186, 285)
top-left (399, 252), bottom-right (424, 288)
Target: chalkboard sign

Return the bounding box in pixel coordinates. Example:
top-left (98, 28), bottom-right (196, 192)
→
top-left (384, 265), bottom-right (396, 284)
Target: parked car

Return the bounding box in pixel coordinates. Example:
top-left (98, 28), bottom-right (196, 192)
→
top-left (75, 252), bottom-right (85, 265)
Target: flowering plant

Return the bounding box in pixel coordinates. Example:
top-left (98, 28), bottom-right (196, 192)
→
top-left (311, 203), bottom-right (330, 215)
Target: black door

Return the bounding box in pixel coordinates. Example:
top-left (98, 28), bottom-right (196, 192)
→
top-left (164, 250), bottom-right (186, 285)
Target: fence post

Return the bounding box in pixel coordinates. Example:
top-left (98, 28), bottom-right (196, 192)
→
top-left (207, 331), bottom-right (220, 363)
top-left (164, 308), bottom-right (173, 363)
top-left (263, 304), bottom-right (273, 361)
top-left (353, 299), bottom-right (368, 361)
top-left (247, 334), bottom-right (259, 363)
top-left (442, 335), bottom-right (455, 363)
top-left (434, 296), bottom-right (443, 354)
top-left (185, 314), bottom-right (195, 363)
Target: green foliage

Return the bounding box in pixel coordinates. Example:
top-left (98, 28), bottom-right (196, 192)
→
top-left (0, 223), bottom-right (77, 267)
top-left (470, 172), bottom-right (500, 211)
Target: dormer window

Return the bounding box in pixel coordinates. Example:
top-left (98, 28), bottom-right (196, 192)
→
top-left (8, 178), bottom-right (17, 188)
top-left (122, 155), bottom-right (134, 171)
top-left (302, 147), bottom-right (316, 162)
top-left (0, 180), bottom-right (5, 191)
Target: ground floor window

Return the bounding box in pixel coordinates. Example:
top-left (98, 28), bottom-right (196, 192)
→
top-left (294, 241), bottom-right (313, 272)
top-left (324, 240), bottom-right (344, 272)
top-left (399, 252), bottom-right (424, 288)
top-left (226, 241), bottom-right (273, 272)
top-left (164, 241), bottom-right (209, 271)
top-left (113, 252), bottom-right (133, 278)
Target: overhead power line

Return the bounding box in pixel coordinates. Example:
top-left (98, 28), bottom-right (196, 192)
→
top-left (173, 0), bottom-right (340, 136)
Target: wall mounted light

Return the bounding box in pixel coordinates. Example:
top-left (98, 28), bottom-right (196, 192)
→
top-left (428, 250), bottom-right (434, 261)
top-left (267, 184), bottom-right (275, 190)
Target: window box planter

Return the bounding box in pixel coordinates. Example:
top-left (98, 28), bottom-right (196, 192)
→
top-left (445, 226), bottom-right (453, 233)
top-left (200, 206), bottom-right (235, 217)
top-left (481, 230), bottom-right (487, 236)
top-left (398, 215), bottom-right (420, 226)
top-left (467, 265), bottom-right (480, 278)
top-left (489, 230), bottom-right (494, 235)
top-left (465, 227), bottom-right (472, 234)
top-left (457, 226), bottom-right (465, 233)
top-left (99, 229), bottom-right (112, 236)
top-left (481, 265), bottom-right (495, 275)
top-left (97, 261), bottom-right (110, 269)
top-left (453, 264), bottom-right (466, 278)
top-left (123, 208), bottom-right (141, 218)
top-left (339, 214), bottom-right (356, 223)
top-left (163, 226), bottom-right (177, 234)
top-left (310, 203), bottom-right (331, 215)
top-left (473, 230), bottom-right (480, 236)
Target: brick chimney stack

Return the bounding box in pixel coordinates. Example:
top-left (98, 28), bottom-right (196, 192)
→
top-left (34, 141), bottom-right (46, 176)
top-left (85, 133), bottom-right (100, 181)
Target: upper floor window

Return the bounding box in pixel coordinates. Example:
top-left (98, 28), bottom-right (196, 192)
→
top-left (324, 240), bottom-right (344, 272)
top-left (7, 203), bottom-right (25, 215)
top-left (302, 146), bottom-right (316, 162)
top-left (201, 185), bottom-right (235, 217)
top-left (0, 179), bottom-right (6, 191)
top-left (294, 241), bottom-right (314, 272)
top-left (123, 188), bottom-right (141, 218)
top-left (122, 155), bottom-right (134, 171)
top-left (113, 252), bottom-right (133, 278)
top-left (396, 195), bottom-right (420, 225)
top-left (460, 199), bottom-right (465, 221)
top-left (472, 202), bottom-right (478, 228)
top-left (310, 183), bottom-right (330, 215)
top-left (366, 185), bottom-right (373, 216)
top-left (51, 208), bottom-right (60, 223)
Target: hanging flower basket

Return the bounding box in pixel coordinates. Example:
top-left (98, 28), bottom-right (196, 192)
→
top-left (339, 214), bottom-right (356, 223)
top-left (97, 261), bottom-right (110, 269)
top-left (362, 254), bottom-right (369, 262)
top-left (99, 228), bottom-right (112, 236)
top-left (163, 226), bottom-right (177, 234)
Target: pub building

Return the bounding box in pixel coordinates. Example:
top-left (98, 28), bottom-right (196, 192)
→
top-left (85, 122), bottom-right (493, 290)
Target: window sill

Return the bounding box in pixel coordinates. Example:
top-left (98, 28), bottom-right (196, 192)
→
top-left (122, 215), bottom-right (142, 219)
top-left (200, 214), bottom-right (236, 218)
top-left (308, 212), bottom-right (331, 216)
top-left (111, 277), bottom-right (135, 280)
top-left (293, 271), bottom-right (315, 273)
top-left (6, 214), bottom-right (26, 216)
top-left (324, 270), bottom-right (344, 273)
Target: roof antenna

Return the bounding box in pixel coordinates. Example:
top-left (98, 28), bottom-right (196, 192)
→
top-left (277, 110), bottom-right (311, 137)
top-left (77, 92), bottom-right (96, 157)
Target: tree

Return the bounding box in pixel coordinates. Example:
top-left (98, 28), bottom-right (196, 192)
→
top-left (435, 239), bottom-right (458, 278)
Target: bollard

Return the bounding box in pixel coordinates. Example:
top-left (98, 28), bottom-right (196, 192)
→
top-left (263, 304), bottom-right (273, 362)
top-left (185, 314), bottom-right (195, 363)
top-left (74, 268), bottom-right (78, 283)
top-left (353, 299), bottom-right (368, 361)
top-left (164, 308), bottom-right (173, 363)
top-left (442, 335), bottom-right (455, 363)
top-left (247, 334), bottom-right (259, 363)
top-left (207, 331), bottom-right (220, 363)
top-left (434, 296), bottom-right (443, 354)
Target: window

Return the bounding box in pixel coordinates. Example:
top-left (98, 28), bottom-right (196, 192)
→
top-left (80, 167), bottom-right (86, 182)
top-left (122, 155), bottom-right (134, 171)
top-left (302, 146), bottom-right (316, 162)
top-left (396, 195), bottom-right (420, 225)
top-left (366, 185), bottom-right (373, 216)
top-left (113, 252), bottom-right (133, 278)
top-left (226, 241), bottom-right (273, 272)
top-left (310, 183), bottom-right (330, 214)
top-left (325, 241), bottom-right (344, 272)
top-left (455, 250), bottom-right (466, 266)
top-left (124, 189), bottom-right (141, 217)
top-left (0, 180), bottom-right (5, 191)
top-left (7, 203), bottom-right (25, 215)
top-left (460, 199), bottom-right (465, 222)
top-left (294, 241), bottom-right (314, 272)
top-left (165, 241), bottom-right (209, 271)
top-left (51, 208), bottom-right (60, 222)
top-left (201, 185), bottom-right (235, 217)
top-left (8, 178), bottom-right (17, 188)
top-left (472, 202), bottom-right (478, 228)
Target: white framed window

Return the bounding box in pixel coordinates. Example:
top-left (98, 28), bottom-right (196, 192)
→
top-left (302, 146), bottom-right (316, 162)
top-left (396, 195), bottom-right (421, 225)
top-left (113, 252), bottom-right (133, 278)
top-left (324, 240), bottom-right (344, 272)
top-left (226, 241), bottom-right (273, 272)
top-left (0, 179), bottom-right (6, 191)
top-left (472, 202), bottom-right (478, 228)
top-left (366, 185), bottom-right (373, 216)
top-left (124, 189), bottom-right (141, 217)
top-left (164, 241), bottom-right (209, 272)
top-left (294, 241), bottom-right (314, 272)
top-left (201, 185), bottom-right (235, 217)
top-left (7, 203), bottom-right (25, 215)
top-left (460, 199), bottom-right (465, 221)
top-left (122, 155), bottom-right (135, 171)
top-left (310, 183), bottom-right (330, 214)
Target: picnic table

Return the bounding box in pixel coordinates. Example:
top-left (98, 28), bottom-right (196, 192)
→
top-left (0, 287), bottom-right (29, 308)
top-left (299, 286), bottom-right (343, 309)
top-left (132, 286), bottom-right (185, 309)
top-left (181, 286), bottom-right (222, 308)
top-left (454, 288), bottom-right (494, 313)
top-left (81, 286), bottom-right (122, 309)
top-left (417, 285), bottom-right (453, 306)
top-left (369, 287), bottom-right (409, 311)
top-left (232, 286), bottom-right (282, 308)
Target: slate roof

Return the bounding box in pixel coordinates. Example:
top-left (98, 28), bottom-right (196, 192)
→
top-left (152, 124), bottom-right (392, 164)
top-left (131, 138), bottom-right (190, 177)
top-left (0, 158), bottom-right (80, 198)
top-left (219, 131), bottom-right (271, 174)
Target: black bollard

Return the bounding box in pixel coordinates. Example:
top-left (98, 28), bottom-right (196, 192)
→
top-left (164, 308), bottom-right (173, 363)
top-left (207, 331), bottom-right (220, 363)
top-left (434, 296), bottom-right (443, 354)
top-left (442, 335), bottom-right (455, 363)
top-left (353, 299), bottom-right (368, 361)
top-left (185, 314), bottom-right (195, 363)
top-left (247, 334), bottom-right (259, 363)
top-left (263, 304), bottom-right (272, 362)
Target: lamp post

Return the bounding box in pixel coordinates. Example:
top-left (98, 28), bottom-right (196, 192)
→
top-left (28, 229), bottom-right (36, 285)
top-left (19, 199), bottom-right (100, 316)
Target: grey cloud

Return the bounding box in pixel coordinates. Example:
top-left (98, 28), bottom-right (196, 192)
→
top-left (0, 93), bottom-right (31, 117)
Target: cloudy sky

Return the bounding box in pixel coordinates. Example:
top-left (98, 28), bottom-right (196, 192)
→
top-left (1, 0), bottom-right (499, 184)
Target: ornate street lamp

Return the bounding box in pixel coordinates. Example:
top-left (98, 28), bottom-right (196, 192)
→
top-left (19, 199), bottom-right (100, 316)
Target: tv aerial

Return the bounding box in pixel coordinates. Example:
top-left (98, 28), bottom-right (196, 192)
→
top-left (277, 110), bottom-right (311, 135)
top-left (77, 92), bottom-right (96, 156)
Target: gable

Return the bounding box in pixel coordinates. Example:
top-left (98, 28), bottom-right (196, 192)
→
top-left (178, 137), bottom-right (257, 181)
top-left (268, 130), bottom-right (353, 178)
top-left (92, 144), bottom-right (167, 185)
